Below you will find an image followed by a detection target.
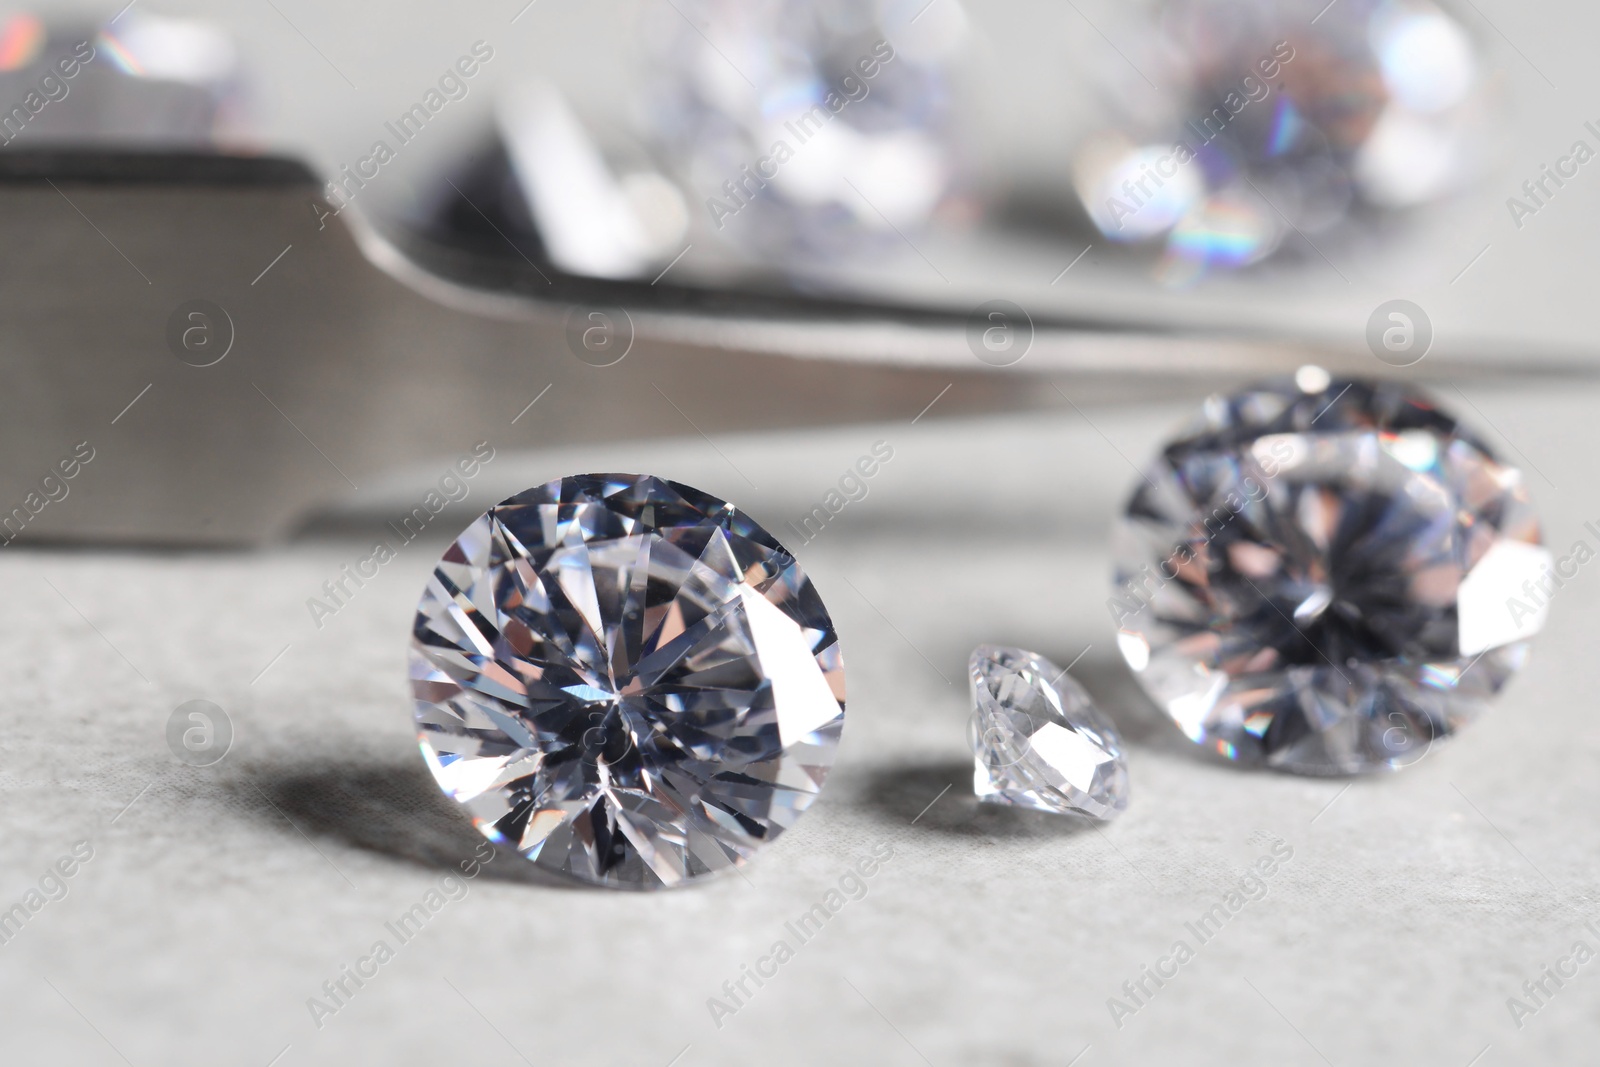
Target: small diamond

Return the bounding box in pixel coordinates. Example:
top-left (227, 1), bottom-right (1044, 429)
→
top-left (968, 646), bottom-right (1129, 819)
top-left (410, 474), bottom-right (846, 889)
top-left (1113, 375), bottom-right (1547, 774)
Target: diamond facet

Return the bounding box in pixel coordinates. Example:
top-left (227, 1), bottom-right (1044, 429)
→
top-left (409, 474), bottom-right (846, 889)
top-left (1113, 375), bottom-right (1546, 775)
top-left (969, 646), bottom-right (1129, 819)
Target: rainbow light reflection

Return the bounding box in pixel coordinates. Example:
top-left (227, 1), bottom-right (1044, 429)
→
top-left (94, 31), bottom-right (145, 76)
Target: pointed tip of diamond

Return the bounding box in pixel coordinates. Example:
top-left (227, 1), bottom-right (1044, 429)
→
top-left (968, 646), bottom-right (1130, 820)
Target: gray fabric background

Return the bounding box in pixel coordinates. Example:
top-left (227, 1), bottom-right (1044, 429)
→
top-left (2, 383), bottom-right (1595, 1066)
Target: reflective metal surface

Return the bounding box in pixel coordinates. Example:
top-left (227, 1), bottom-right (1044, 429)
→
top-left (0, 148), bottom-right (1586, 545)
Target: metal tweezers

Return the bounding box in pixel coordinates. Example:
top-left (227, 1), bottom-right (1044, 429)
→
top-left (0, 151), bottom-right (1570, 544)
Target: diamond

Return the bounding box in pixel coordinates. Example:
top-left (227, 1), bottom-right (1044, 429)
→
top-left (969, 646), bottom-right (1129, 819)
top-left (1113, 375), bottom-right (1547, 775)
top-left (409, 474), bottom-right (846, 889)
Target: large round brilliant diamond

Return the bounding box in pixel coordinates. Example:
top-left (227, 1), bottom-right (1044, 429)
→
top-left (409, 474), bottom-right (845, 888)
top-left (1113, 375), bottom-right (1547, 774)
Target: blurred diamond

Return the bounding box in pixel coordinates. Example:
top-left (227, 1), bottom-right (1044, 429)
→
top-left (0, 12), bottom-right (250, 148)
top-left (497, 82), bottom-right (656, 278)
top-left (410, 474), bottom-right (846, 889)
top-left (1070, 0), bottom-right (1488, 280)
top-left (1112, 375), bottom-right (1546, 774)
top-left (969, 645), bottom-right (1129, 819)
top-left (635, 0), bottom-right (965, 264)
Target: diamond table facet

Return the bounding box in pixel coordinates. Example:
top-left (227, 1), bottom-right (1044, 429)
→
top-left (1112, 375), bottom-right (1547, 775)
top-left (409, 474), bottom-right (846, 888)
top-left (969, 646), bottom-right (1129, 819)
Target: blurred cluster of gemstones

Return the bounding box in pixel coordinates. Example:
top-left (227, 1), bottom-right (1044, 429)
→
top-left (631, 0), bottom-right (1487, 284)
top-left (0, 0), bottom-right (1489, 288)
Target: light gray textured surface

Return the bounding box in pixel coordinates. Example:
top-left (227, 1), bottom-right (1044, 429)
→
top-left (1, 382), bottom-right (1595, 1066)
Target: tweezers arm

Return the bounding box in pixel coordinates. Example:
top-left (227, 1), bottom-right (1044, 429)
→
top-left (0, 152), bottom-right (1535, 545)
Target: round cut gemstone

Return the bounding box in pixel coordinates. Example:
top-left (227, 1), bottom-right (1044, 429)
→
top-left (969, 646), bottom-right (1129, 820)
top-left (1112, 375), bottom-right (1547, 775)
top-left (409, 474), bottom-right (845, 888)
